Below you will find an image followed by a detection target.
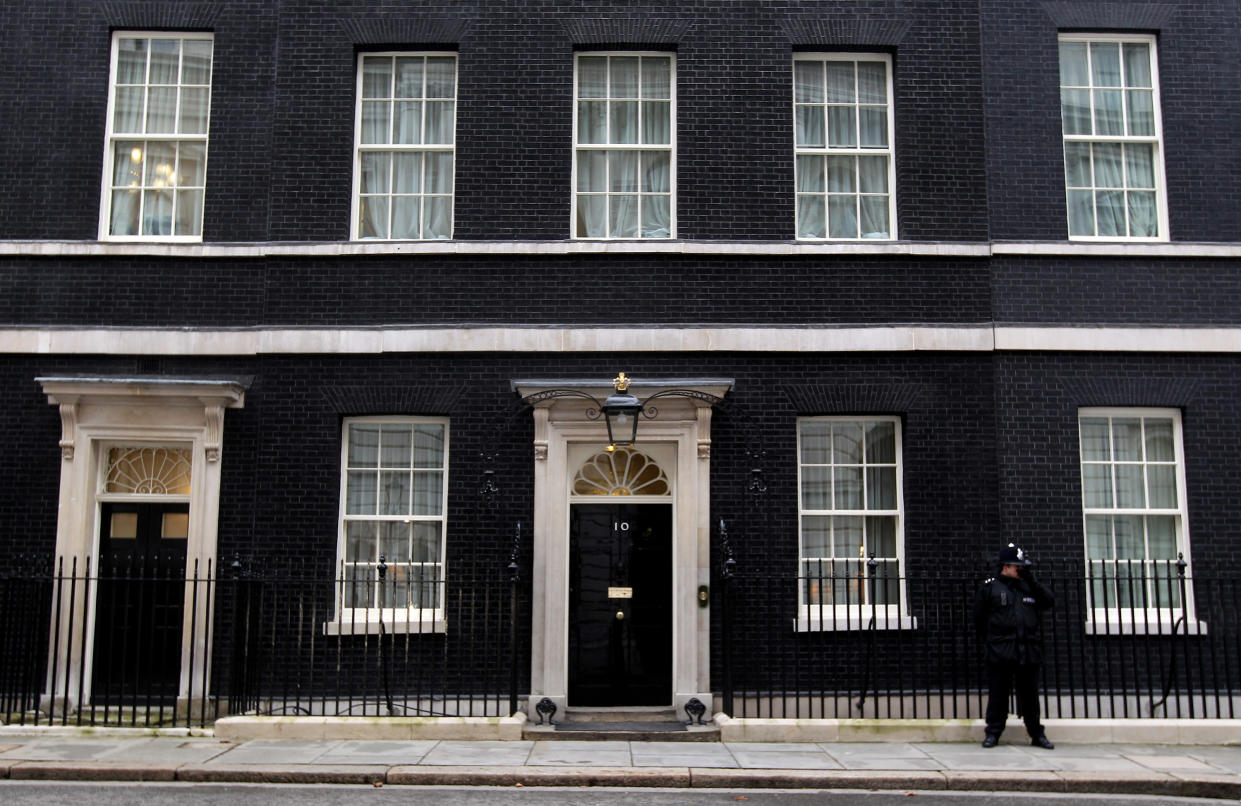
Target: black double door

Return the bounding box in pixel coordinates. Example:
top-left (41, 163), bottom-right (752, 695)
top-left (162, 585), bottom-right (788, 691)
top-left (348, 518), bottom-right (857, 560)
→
top-left (568, 503), bottom-right (673, 706)
top-left (93, 502), bottom-right (190, 698)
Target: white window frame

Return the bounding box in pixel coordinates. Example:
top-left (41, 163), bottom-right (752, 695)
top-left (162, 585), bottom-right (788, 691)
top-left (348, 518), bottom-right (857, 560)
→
top-left (572, 51), bottom-right (676, 239)
top-left (351, 52), bottom-right (458, 241)
top-left (1078, 407), bottom-right (1201, 635)
top-left (793, 53), bottom-right (897, 241)
top-left (1059, 33), bottom-right (1168, 242)
top-left (795, 416), bottom-right (914, 631)
top-left (328, 416), bottom-right (450, 635)
top-left (99, 31), bottom-right (213, 242)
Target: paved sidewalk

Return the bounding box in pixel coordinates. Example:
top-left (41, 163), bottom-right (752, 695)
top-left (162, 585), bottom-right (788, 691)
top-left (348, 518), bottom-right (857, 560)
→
top-left (2, 732), bottom-right (1241, 799)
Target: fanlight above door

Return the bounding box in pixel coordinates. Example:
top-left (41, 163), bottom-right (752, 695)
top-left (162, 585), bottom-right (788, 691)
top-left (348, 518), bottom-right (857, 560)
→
top-left (572, 448), bottom-right (670, 496)
top-left (105, 446), bottom-right (193, 495)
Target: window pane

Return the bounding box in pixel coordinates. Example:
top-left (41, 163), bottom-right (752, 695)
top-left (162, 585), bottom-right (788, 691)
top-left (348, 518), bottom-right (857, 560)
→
top-left (142, 189), bottom-right (173, 235)
top-left (827, 195), bottom-right (857, 239)
top-left (827, 156), bottom-right (855, 193)
top-left (1085, 515), bottom-right (1112, 560)
top-left (110, 190), bottom-right (140, 235)
top-left (179, 87), bottom-right (210, 135)
top-left (425, 101), bottom-right (454, 144)
top-left (1059, 41), bottom-right (1089, 86)
top-left (423, 197), bottom-right (452, 239)
top-left (347, 471), bottom-right (377, 514)
top-left (378, 470), bottom-right (407, 518)
top-left (347, 521), bottom-right (377, 564)
top-left (1144, 419), bottom-right (1174, 461)
top-left (1093, 89), bottom-right (1123, 135)
top-left (359, 152), bottom-right (390, 194)
top-left (1064, 142), bottom-right (1092, 188)
top-left (642, 57), bottom-right (670, 99)
top-left (797, 195), bottom-right (825, 238)
top-left (801, 466), bottom-right (830, 510)
top-left (866, 467), bottom-right (896, 509)
top-left (1090, 41), bottom-right (1121, 86)
top-left (1060, 89), bottom-right (1091, 135)
top-left (825, 62), bottom-right (854, 103)
top-left (1126, 90), bottom-right (1154, 136)
top-left (858, 156), bottom-right (888, 193)
top-left (610, 101), bottom-right (638, 144)
top-left (1128, 192), bottom-right (1157, 237)
top-left (413, 471), bottom-right (443, 515)
top-left (1081, 464), bottom-right (1113, 508)
top-left (114, 87), bottom-right (145, 133)
top-left (414, 151), bottom-right (447, 195)
top-left (609, 194), bottom-right (639, 237)
top-left (576, 194), bottom-right (606, 237)
top-left (425, 57), bottom-right (455, 98)
top-left (393, 152), bottom-right (422, 194)
top-left (394, 57), bottom-right (424, 98)
top-left (362, 58), bottom-right (391, 98)
top-left (174, 190), bottom-right (203, 236)
top-left (146, 87), bottom-right (177, 133)
top-left (795, 105), bottom-right (825, 147)
top-left (610, 56), bottom-right (639, 97)
top-left (1067, 190), bottom-right (1095, 236)
top-left (182, 39), bottom-right (211, 83)
top-left (1095, 190), bottom-right (1125, 236)
top-left (349, 423), bottom-right (381, 466)
top-left (834, 466), bottom-right (863, 509)
top-left (857, 62), bottom-right (886, 103)
top-left (578, 101), bottom-right (607, 144)
top-left (379, 425), bottom-right (412, 467)
top-left (1114, 515), bottom-right (1145, 559)
top-left (794, 61), bottom-right (824, 103)
top-left (641, 101), bottom-right (670, 144)
top-left (393, 101), bottom-right (423, 144)
top-left (578, 57), bottom-right (607, 97)
top-left (858, 108), bottom-right (887, 147)
top-left (380, 521), bottom-right (411, 562)
top-left (865, 421), bottom-right (895, 463)
top-left (413, 424), bottom-right (444, 467)
top-left (833, 516), bottom-right (863, 558)
top-left (361, 101), bottom-right (390, 144)
top-left (641, 194), bottom-right (670, 238)
top-left (149, 39), bottom-right (179, 84)
top-left (1115, 464), bottom-right (1146, 508)
top-left (827, 106), bottom-right (856, 147)
top-left (117, 38), bottom-right (148, 84)
top-left (1125, 144), bottom-right (1155, 188)
top-left (802, 515), bottom-right (830, 557)
top-left (858, 196), bottom-right (888, 238)
top-left (609, 151), bottom-right (638, 192)
top-left (832, 422), bottom-right (863, 464)
top-left (391, 197), bottom-right (421, 239)
top-left (1122, 43), bottom-right (1151, 87)
top-left (1147, 515), bottom-right (1176, 558)
top-left (868, 516), bottom-right (897, 557)
top-left (1147, 464), bottom-right (1177, 509)
top-left (1080, 418), bottom-right (1110, 460)
top-left (1112, 418), bottom-right (1142, 460)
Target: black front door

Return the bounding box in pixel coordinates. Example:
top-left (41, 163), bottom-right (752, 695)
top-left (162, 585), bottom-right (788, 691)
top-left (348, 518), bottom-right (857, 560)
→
top-left (568, 503), bottom-right (672, 706)
top-left (92, 502), bottom-right (190, 699)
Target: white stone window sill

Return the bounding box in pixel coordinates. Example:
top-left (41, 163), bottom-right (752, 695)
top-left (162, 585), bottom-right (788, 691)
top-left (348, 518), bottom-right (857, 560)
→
top-left (323, 616), bottom-right (446, 636)
top-left (794, 613), bottom-right (919, 632)
top-left (1085, 618), bottom-right (1207, 636)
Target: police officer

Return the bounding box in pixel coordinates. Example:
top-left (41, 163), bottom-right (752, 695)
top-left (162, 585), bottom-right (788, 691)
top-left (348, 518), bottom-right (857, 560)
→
top-left (974, 543), bottom-right (1055, 749)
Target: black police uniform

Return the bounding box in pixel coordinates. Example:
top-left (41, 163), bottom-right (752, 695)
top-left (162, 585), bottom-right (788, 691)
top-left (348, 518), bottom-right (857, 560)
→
top-left (974, 545), bottom-right (1054, 746)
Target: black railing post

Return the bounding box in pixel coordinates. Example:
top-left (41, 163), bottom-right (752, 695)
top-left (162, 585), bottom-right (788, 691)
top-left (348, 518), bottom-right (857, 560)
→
top-left (856, 554), bottom-right (878, 714)
top-left (1151, 553), bottom-right (1189, 715)
top-left (508, 522), bottom-right (521, 717)
top-left (719, 519), bottom-right (735, 717)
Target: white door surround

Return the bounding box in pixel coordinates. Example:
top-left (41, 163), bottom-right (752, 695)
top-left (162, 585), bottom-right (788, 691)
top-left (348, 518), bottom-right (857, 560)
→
top-left (512, 377), bottom-right (731, 719)
top-left (37, 375), bottom-right (247, 707)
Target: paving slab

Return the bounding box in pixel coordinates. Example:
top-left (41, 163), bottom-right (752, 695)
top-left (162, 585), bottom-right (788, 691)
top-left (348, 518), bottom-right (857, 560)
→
top-left (99, 737), bottom-right (236, 764)
top-left (386, 764), bottom-right (691, 787)
top-left (691, 768), bottom-right (948, 790)
top-left (177, 762), bottom-right (388, 784)
top-left (728, 748), bottom-right (843, 770)
top-left (419, 740), bottom-right (533, 766)
top-left (205, 738), bottom-right (341, 764)
top-left (314, 739), bottom-right (437, 765)
top-left (1045, 755), bottom-right (1149, 772)
top-left (0, 740), bottom-right (127, 761)
top-left (821, 741), bottom-right (933, 758)
top-left (9, 760), bottom-right (178, 781)
top-left (1129, 754), bottom-right (1220, 772)
top-left (630, 741), bottom-right (738, 768)
top-left (526, 740), bottom-right (632, 767)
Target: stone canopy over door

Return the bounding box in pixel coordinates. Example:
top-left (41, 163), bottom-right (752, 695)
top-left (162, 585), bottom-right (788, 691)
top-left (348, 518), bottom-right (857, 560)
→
top-left (512, 377), bottom-right (730, 718)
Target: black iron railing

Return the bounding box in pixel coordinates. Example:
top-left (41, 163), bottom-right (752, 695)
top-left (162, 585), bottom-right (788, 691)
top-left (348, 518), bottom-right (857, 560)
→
top-left (0, 556), bottom-right (527, 728)
top-left (717, 559), bottom-right (1240, 721)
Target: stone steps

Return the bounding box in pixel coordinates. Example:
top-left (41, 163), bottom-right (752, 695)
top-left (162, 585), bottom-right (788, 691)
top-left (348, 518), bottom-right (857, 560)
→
top-left (523, 707), bottom-right (720, 741)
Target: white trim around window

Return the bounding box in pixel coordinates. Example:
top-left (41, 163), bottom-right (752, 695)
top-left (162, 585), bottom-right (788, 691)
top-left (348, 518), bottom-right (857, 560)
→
top-left (328, 416), bottom-right (450, 635)
top-left (793, 53), bottom-right (896, 241)
top-left (1078, 407), bottom-right (1201, 635)
top-left (572, 52), bottom-right (676, 239)
top-left (1059, 34), bottom-right (1168, 242)
top-left (99, 32), bottom-right (214, 241)
top-left (351, 52), bottom-right (457, 241)
top-left (795, 416), bottom-right (913, 631)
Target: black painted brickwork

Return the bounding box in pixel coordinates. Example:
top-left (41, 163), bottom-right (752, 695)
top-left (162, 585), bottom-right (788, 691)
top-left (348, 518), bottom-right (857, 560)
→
top-left (982, 0), bottom-right (1241, 241)
top-left (1, 0), bottom-right (987, 242)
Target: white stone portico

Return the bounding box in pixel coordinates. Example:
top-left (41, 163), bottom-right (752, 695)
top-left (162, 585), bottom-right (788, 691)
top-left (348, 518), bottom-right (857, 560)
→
top-left (37, 375), bottom-right (247, 708)
top-left (513, 377), bottom-right (732, 720)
